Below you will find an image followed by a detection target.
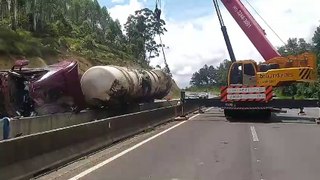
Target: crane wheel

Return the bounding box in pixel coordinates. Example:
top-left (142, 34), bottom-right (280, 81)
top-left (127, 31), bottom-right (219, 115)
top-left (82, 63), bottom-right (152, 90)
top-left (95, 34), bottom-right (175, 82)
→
top-left (224, 109), bottom-right (237, 122)
top-left (259, 110), bottom-right (272, 121)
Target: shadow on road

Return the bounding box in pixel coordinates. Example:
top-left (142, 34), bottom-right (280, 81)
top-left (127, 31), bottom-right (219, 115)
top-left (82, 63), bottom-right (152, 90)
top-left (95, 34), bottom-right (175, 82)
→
top-left (271, 114), bottom-right (316, 124)
top-left (197, 108), bottom-right (317, 124)
top-left (227, 113), bottom-right (316, 124)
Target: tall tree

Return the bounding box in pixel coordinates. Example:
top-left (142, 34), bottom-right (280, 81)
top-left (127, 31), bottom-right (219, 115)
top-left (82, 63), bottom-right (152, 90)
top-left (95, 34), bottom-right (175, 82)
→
top-left (30, 0), bottom-right (36, 31)
top-left (278, 38), bottom-right (312, 56)
top-left (10, 0), bottom-right (17, 30)
top-left (277, 37), bottom-right (317, 98)
top-left (189, 60), bottom-right (231, 87)
top-left (124, 8), bottom-right (167, 65)
top-left (312, 26), bottom-right (320, 58)
top-left (0, 0), bottom-right (168, 68)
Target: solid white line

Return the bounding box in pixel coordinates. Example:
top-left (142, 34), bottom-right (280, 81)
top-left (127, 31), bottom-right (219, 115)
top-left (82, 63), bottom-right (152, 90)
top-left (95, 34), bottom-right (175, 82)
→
top-left (68, 113), bottom-right (201, 180)
top-left (250, 126), bottom-right (259, 142)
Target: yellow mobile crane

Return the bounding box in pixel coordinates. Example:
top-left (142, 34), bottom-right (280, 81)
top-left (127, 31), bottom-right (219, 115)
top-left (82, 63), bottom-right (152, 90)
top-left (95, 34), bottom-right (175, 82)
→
top-left (176, 0), bottom-right (318, 119)
top-left (154, 0), bottom-right (318, 119)
top-left (214, 0), bottom-right (317, 86)
top-left (211, 0), bottom-right (318, 119)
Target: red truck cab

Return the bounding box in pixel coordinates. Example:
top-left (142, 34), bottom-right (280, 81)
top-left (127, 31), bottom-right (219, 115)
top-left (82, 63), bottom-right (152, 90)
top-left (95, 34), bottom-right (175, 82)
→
top-left (0, 60), bottom-right (85, 117)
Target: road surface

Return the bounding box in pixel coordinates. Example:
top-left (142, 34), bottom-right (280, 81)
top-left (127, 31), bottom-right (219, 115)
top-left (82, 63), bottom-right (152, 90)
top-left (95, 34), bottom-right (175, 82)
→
top-left (38, 108), bottom-right (320, 180)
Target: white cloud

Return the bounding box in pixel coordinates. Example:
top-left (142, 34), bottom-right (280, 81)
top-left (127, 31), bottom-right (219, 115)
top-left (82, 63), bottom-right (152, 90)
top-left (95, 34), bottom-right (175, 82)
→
top-left (109, 0), bottom-right (320, 88)
top-left (111, 0), bottom-right (125, 3)
top-left (109, 0), bottom-right (145, 27)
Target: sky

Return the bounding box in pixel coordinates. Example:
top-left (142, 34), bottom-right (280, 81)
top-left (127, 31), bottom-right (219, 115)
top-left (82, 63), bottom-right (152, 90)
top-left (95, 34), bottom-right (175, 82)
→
top-left (98, 0), bottom-right (320, 88)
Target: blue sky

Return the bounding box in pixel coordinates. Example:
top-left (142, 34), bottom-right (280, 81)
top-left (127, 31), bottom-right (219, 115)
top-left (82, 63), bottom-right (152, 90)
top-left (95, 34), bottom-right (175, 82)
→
top-left (98, 0), bottom-right (214, 21)
top-left (98, 0), bottom-right (320, 88)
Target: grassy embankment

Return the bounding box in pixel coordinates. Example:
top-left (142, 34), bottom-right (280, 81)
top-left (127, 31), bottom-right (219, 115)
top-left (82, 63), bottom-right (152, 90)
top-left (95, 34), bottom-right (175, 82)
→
top-left (0, 28), bottom-right (138, 72)
top-left (0, 28), bottom-right (180, 98)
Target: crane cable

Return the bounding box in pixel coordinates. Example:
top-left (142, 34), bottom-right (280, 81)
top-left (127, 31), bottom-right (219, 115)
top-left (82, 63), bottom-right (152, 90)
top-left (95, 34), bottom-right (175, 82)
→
top-left (154, 0), bottom-right (171, 75)
top-left (155, 0), bottom-right (162, 21)
top-left (213, 0), bottom-right (225, 27)
top-left (155, 0), bottom-right (161, 9)
top-left (243, 0), bottom-right (286, 46)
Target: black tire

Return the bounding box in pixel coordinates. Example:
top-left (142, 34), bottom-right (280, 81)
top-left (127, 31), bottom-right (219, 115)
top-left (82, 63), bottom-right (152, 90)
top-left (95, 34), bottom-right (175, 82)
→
top-left (224, 109), bottom-right (237, 122)
top-left (261, 110), bottom-right (272, 122)
top-left (224, 109), bottom-right (231, 117)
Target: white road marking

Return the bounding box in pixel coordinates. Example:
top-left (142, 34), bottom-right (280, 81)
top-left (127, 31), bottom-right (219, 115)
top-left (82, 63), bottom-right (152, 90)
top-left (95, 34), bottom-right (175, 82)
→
top-left (205, 107), bottom-right (214, 112)
top-left (250, 126), bottom-right (259, 142)
top-left (69, 112), bottom-right (203, 180)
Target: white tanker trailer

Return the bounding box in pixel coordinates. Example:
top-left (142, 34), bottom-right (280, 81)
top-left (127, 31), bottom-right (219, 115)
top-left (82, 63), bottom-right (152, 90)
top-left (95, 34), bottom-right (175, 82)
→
top-left (80, 65), bottom-right (172, 107)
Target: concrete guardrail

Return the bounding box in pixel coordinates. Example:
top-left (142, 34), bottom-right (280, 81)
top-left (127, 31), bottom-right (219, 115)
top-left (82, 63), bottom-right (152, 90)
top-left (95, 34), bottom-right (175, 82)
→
top-left (0, 102), bottom-right (199, 180)
top-left (1, 100), bottom-right (180, 141)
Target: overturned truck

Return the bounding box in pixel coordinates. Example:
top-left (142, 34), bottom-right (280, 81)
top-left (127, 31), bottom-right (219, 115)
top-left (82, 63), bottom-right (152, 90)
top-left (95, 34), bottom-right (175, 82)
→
top-left (0, 60), bottom-right (172, 117)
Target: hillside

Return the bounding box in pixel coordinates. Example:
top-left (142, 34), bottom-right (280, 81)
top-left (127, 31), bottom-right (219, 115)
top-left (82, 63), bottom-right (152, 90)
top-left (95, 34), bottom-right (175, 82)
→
top-left (0, 27), bottom-right (179, 85)
top-left (0, 28), bottom-right (180, 98)
top-left (0, 0), bottom-right (179, 97)
top-left (0, 27), bottom-right (139, 72)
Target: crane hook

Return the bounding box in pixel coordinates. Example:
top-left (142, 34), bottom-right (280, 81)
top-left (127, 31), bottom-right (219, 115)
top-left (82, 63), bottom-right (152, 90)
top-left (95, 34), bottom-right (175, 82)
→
top-left (154, 0), bottom-right (162, 21)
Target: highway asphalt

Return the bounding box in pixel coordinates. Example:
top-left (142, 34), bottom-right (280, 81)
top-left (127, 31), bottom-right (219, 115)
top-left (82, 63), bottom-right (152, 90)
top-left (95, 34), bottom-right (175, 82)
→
top-left (38, 108), bottom-right (320, 180)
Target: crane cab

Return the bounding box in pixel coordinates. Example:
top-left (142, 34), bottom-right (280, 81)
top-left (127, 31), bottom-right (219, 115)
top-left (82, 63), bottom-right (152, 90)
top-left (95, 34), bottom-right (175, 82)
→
top-left (228, 60), bottom-right (257, 86)
top-left (228, 59), bottom-right (317, 87)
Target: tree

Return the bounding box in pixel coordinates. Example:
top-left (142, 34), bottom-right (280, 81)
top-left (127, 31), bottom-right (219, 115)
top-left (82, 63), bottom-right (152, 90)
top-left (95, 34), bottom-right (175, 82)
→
top-left (312, 26), bottom-right (320, 73)
top-left (190, 71), bottom-right (202, 87)
top-left (312, 26), bottom-right (320, 54)
top-left (124, 8), bottom-right (167, 65)
top-left (10, 0), bottom-right (17, 30)
top-left (312, 25), bottom-right (320, 99)
top-left (277, 37), bottom-right (317, 98)
top-left (278, 38), bottom-right (312, 56)
top-left (0, 0), bottom-right (167, 69)
top-left (189, 60), bottom-right (231, 87)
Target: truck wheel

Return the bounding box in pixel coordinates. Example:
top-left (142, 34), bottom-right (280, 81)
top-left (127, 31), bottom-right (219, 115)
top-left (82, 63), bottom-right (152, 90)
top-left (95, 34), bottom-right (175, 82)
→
top-left (224, 109), bottom-right (236, 122)
top-left (224, 109), bottom-right (231, 117)
top-left (262, 110), bottom-right (272, 122)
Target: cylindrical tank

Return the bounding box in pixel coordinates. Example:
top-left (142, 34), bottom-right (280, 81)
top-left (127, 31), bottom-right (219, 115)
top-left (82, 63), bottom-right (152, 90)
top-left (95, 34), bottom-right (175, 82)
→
top-left (80, 65), bottom-right (172, 107)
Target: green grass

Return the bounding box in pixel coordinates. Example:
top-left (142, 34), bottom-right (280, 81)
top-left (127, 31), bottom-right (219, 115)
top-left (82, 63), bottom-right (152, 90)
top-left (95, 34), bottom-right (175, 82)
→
top-left (63, 36), bottom-right (137, 67)
top-left (0, 28), bottom-right (139, 70)
top-left (273, 89), bottom-right (317, 100)
top-left (0, 28), bottom-right (59, 57)
top-left (0, 27), bottom-right (180, 101)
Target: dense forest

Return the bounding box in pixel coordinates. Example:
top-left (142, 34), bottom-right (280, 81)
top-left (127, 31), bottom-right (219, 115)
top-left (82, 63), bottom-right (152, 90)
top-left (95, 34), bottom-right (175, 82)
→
top-left (189, 25), bottom-right (320, 98)
top-left (0, 0), bottom-right (171, 73)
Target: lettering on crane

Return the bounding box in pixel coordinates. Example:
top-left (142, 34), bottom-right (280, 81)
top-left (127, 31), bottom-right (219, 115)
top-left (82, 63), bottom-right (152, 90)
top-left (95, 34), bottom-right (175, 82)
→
top-left (227, 93), bottom-right (266, 100)
top-left (258, 73), bottom-right (294, 79)
top-left (232, 5), bottom-right (252, 28)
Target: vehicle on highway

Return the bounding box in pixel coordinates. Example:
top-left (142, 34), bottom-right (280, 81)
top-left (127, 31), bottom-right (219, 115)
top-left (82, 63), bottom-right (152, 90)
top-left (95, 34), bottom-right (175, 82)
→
top-left (199, 92), bottom-right (209, 99)
top-left (212, 0), bottom-right (317, 119)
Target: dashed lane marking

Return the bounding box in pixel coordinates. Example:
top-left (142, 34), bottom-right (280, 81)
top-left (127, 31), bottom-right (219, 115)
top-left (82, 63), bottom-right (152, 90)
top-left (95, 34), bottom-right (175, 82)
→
top-left (250, 126), bottom-right (259, 142)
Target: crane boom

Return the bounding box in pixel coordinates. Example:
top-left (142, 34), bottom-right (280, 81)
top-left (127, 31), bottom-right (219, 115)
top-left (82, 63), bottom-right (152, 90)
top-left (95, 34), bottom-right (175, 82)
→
top-left (212, 0), bottom-right (236, 62)
top-left (221, 0), bottom-right (281, 61)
